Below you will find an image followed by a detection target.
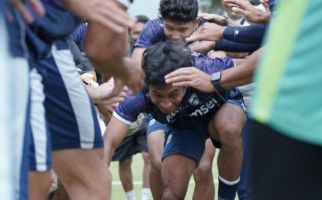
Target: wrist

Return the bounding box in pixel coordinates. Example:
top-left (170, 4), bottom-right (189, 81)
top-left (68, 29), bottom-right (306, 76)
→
top-left (218, 27), bottom-right (225, 40)
top-left (210, 72), bottom-right (225, 92)
top-left (211, 41), bottom-right (216, 50)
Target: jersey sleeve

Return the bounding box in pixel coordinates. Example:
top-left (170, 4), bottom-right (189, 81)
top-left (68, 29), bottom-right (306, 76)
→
top-left (215, 39), bottom-right (260, 52)
top-left (113, 92), bottom-right (148, 125)
top-left (223, 24), bottom-right (267, 44)
top-left (134, 18), bottom-right (166, 48)
top-left (192, 53), bottom-right (235, 74)
top-left (71, 23), bottom-right (88, 52)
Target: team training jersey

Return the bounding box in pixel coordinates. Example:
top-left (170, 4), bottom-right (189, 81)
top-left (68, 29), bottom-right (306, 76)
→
top-left (135, 17), bottom-right (206, 48)
top-left (114, 55), bottom-right (240, 128)
top-left (250, 0), bottom-right (322, 145)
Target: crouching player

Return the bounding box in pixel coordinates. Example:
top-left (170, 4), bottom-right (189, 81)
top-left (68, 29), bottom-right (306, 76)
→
top-left (104, 42), bottom-right (245, 200)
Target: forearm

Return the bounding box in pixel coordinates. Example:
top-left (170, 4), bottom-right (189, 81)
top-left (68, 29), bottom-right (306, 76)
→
top-left (85, 23), bottom-right (128, 75)
top-left (220, 48), bottom-right (263, 89)
top-left (215, 39), bottom-right (261, 52)
top-left (223, 24), bottom-right (267, 44)
top-left (103, 116), bottom-right (130, 166)
top-left (131, 47), bottom-right (146, 64)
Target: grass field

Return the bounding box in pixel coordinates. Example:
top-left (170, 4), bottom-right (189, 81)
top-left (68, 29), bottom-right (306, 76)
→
top-left (110, 153), bottom-right (223, 200)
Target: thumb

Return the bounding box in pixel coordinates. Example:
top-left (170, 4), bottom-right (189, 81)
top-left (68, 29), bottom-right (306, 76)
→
top-left (261, 0), bottom-right (271, 12)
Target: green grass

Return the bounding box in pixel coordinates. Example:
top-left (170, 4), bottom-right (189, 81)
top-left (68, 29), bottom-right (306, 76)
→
top-left (110, 153), bottom-right (225, 200)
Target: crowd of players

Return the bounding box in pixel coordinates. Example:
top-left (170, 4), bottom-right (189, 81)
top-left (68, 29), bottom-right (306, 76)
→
top-left (2, 0), bottom-right (322, 200)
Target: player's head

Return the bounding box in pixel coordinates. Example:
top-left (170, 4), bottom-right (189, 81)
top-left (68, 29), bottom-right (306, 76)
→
top-left (159, 0), bottom-right (200, 44)
top-left (130, 15), bottom-right (149, 44)
top-left (142, 42), bottom-right (192, 114)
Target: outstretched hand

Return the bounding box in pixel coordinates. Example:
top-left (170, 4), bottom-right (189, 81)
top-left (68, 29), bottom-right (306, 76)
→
top-left (199, 13), bottom-right (228, 26)
top-left (224, 0), bottom-right (271, 24)
top-left (186, 22), bottom-right (225, 43)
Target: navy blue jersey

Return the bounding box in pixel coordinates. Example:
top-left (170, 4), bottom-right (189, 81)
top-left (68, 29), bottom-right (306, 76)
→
top-left (114, 54), bottom-right (241, 128)
top-left (72, 22), bottom-right (88, 52)
top-left (135, 17), bottom-right (206, 49)
top-left (115, 87), bottom-right (241, 128)
top-left (191, 52), bottom-right (234, 73)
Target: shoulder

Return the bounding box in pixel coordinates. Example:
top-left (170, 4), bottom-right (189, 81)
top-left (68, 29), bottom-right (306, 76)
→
top-left (135, 18), bottom-right (166, 48)
top-left (142, 18), bottom-right (164, 33)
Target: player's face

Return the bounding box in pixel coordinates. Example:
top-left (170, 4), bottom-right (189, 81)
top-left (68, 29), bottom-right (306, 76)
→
top-left (149, 84), bottom-right (187, 114)
top-left (130, 22), bottom-right (146, 44)
top-left (163, 19), bottom-right (199, 44)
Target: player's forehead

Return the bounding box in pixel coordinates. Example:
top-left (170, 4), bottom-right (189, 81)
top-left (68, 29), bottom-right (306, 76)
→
top-left (149, 84), bottom-right (182, 95)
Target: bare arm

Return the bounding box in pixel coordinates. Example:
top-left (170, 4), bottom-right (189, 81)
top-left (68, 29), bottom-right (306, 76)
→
top-left (220, 48), bottom-right (262, 89)
top-left (85, 22), bottom-right (144, 94)
top-left (165, 48), bottom-right (263, 92)
top-left (103, 116), bottom-right (130, 166)
top-left (132, 47), bottom-right (146, 64)
top-left (85, 23), bottom-right (128, 75)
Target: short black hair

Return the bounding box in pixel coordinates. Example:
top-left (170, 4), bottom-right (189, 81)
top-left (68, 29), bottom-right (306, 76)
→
top-left (142, 42), bottom-right (192, 87)
top-left (136, 15), bottom-right (149, 24)
top-left (159, 0), bottom-right (198, 22)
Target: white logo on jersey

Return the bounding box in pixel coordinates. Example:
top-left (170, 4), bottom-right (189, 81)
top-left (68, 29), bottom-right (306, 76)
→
top-left (166, 134), bottom-right (172, 145)
top-left (148, 119), bottom-right (156, 127)
top-left (189, 93), bottom-right (200, 105)
top-left (234, 29), bottom-right (239, 36)
top-left (190, 98), bottom-right (219, 117)
top-left (166, 107), bottom-right (183, 123)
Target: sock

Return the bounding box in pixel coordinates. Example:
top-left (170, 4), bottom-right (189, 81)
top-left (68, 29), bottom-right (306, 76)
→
top-left (141, 187), bottom-right (151, 200)
top-left (218, 176), bottom-right (240, 200)
top-left (125, 190), bottom-right (136, 200)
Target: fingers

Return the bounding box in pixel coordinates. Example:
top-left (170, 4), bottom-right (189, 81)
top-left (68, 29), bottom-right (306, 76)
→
top-left (165, 67), bottom-right (196, 87)
top-left (186, 30), bottom-right (204, 42)
top-left (28, 0), bottom-right (45, 16)
top-left (12, 0), bottom-right (34, 24)
top-left (186, 23), bottom-right (208, 42)
top-left (171, 80), bottom-right (194, 87)
top-left (165, 70), bottom-right (195, 86)
top-left (165, 75), bottom-right (193, 86)
top-left (261, 0), bottom-right (270, 12)
top-left (165, 67), bottom-right (194, 80)
top-left (200, 13), bottom-right (220, 20)
top-left (224, 0), bottom-right (247, 9)
top-left (11, 0), bottom-right (45, 24)
top-left (231, 6), bottom-right (248, 17)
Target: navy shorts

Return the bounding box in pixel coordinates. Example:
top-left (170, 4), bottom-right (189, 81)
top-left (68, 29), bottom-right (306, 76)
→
top-left (146, 116), bottom-right (168, 135)
top-left (29, 68), bottom-right (52, 171)
top-left (112, 129), bottom-right (148, 161)
top-left (38, 44), bottom-right (103, 150)
top-left (146, 115), bottom-right (209, 165)
top-left (163, 123), bottom-right (209, 165)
